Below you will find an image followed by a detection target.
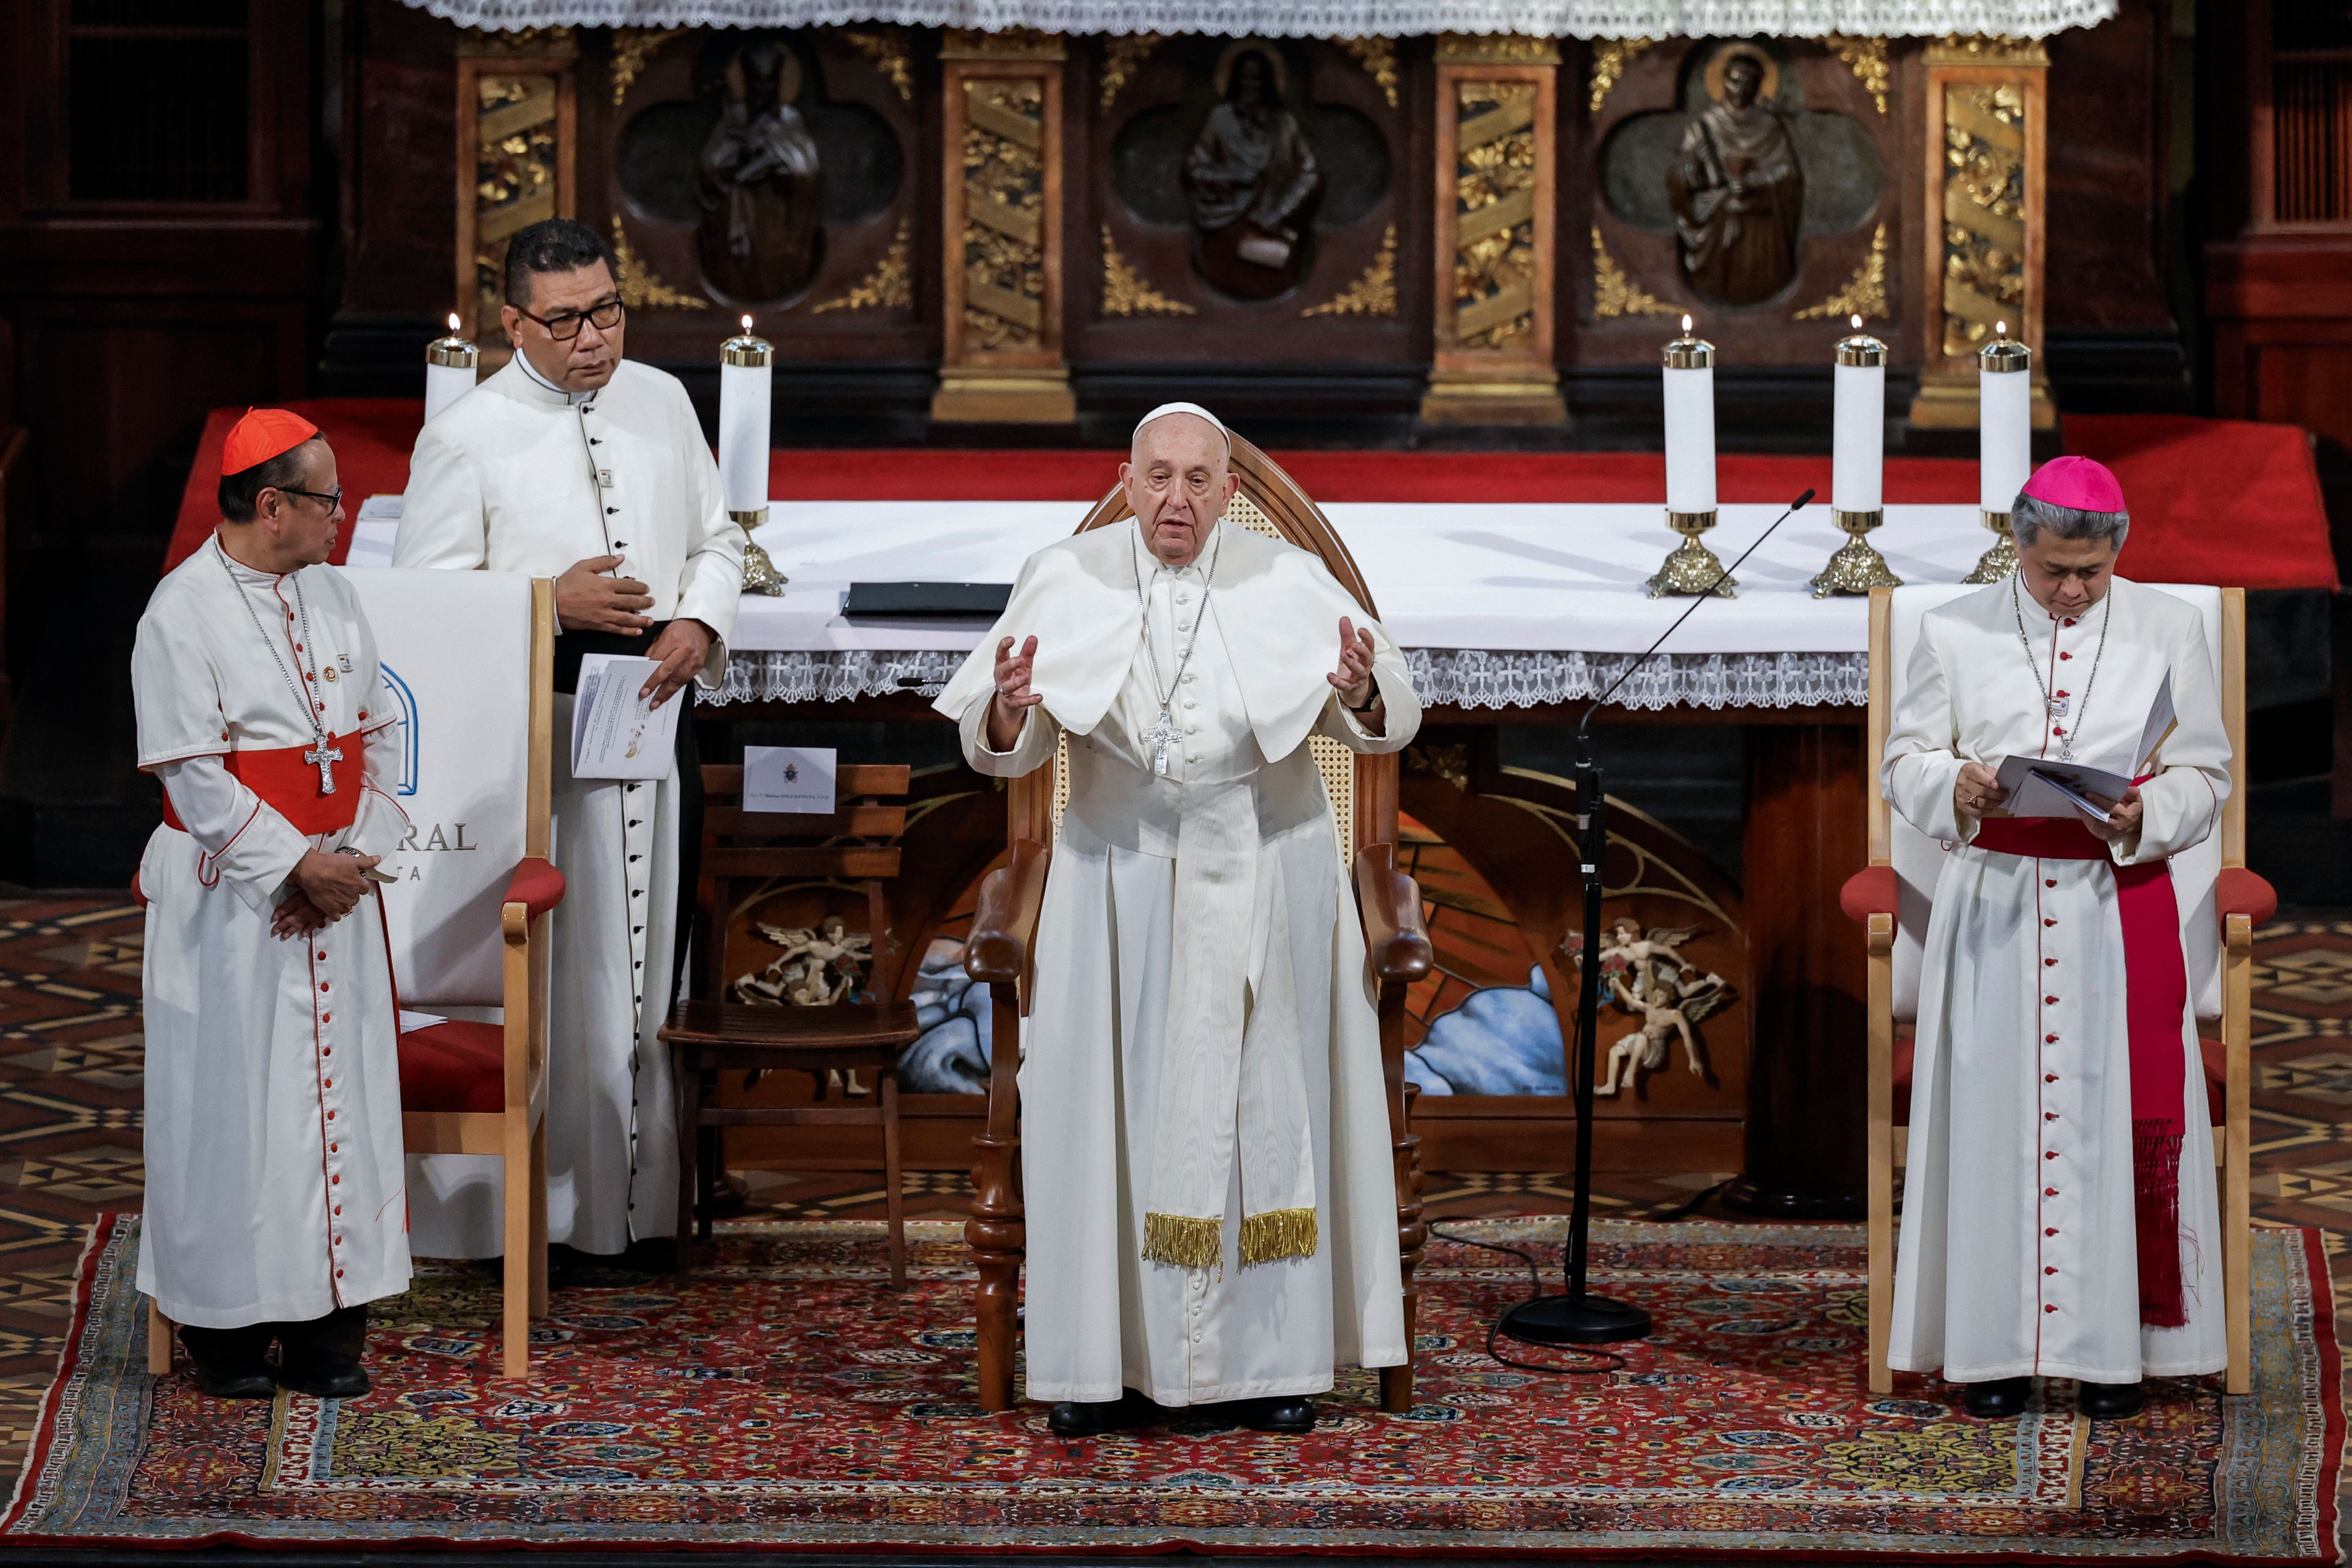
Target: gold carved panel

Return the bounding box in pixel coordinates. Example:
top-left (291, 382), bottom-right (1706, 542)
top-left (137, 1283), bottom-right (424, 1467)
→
top-left (937, 56), bottom-right (1070, 422)
top-left (1425, 53), bottom-right (1560, 424)
top-left (959, 79), bottom-right (1047, 352)
top-left (455, 56), bottom-right (576, 354)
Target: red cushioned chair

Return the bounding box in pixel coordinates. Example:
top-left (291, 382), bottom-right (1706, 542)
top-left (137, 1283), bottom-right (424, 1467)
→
top-left (1844, 585), bottom-right (2271, 1398)
top-left (146, 576), bottom-right (564, 1383)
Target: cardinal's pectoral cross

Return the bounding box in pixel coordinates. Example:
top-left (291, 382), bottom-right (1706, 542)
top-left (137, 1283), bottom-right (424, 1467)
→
top-left (306, 735), bottom-right (344, 794)
top-left (1140, 708), bottom-right (1180, 777)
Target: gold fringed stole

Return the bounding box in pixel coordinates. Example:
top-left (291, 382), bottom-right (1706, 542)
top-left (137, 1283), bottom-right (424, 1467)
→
top-left (1142, 1208), bottom-right (1321, 1272)
top-left (1239, 1205), bottom-right (1318, 1265)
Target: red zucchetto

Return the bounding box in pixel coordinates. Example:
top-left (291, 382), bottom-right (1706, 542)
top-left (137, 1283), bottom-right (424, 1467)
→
top-left (221, 407), bottom-right (320, 475)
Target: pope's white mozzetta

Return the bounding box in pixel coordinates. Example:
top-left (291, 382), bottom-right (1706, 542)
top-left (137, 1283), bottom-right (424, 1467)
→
top-left (395, 353), bottom-right (743, 1257)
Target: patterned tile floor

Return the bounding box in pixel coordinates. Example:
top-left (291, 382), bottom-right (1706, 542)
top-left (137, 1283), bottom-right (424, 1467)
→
top-left (0, 899), bottom-right (2345, 1487)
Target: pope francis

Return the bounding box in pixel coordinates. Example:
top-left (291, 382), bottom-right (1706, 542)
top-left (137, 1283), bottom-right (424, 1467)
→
top-left (937, 404), bottom-right (1417, 1438)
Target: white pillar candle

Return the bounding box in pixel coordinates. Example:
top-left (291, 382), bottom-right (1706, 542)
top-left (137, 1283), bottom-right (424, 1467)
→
top-left (1831, 314), bottom-right (1886, 514)
top-left (1979, 324), bottom-right (2033, 515)
top-left (718, 314), bottom-right (773, 521)
top-left (423, 312), bottom-right (478, 425)
top-left (1662, 314), bottom-right (1716, 514)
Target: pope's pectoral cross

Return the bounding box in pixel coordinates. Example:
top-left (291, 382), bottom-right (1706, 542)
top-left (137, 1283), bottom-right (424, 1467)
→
top-left (306, 736), bottom-right (344, 794)
top-left (1141, 709), bottom-right (1180, 777)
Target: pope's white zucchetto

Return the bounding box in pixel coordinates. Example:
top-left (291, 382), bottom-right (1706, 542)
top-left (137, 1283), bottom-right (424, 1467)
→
top-left (1133, 401), bottom-right (1230, 451)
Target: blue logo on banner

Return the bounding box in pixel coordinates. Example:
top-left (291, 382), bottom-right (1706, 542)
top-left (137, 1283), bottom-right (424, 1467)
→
top-left (379, 664), bottom-right (419, 795)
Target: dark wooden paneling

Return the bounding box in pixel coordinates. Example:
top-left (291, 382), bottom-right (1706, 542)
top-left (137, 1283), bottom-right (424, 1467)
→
top-left (341, 0), bottom-right (462, 320)
top-left (2046, 0), bottom-right (2175, 332)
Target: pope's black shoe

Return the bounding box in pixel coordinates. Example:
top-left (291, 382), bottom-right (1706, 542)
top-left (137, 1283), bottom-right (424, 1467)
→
top-left (276, 1305), bottom-right (371, 1400)
top-left (2077, 1379), bottom-right (2146, 1420)
top-left (1240, 1396), bottom-right (1316, 1434)
top-left (1048, 1389), bottom-right (1159, 1437)
top-left (177, 1324), bottom-right (277, 1400)
top-left (1962, 1377), bottom-right (2032, 1419)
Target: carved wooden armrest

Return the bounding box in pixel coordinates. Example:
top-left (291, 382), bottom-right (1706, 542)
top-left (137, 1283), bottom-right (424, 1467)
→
top-left (2217, 867), bottom-right (2275, 941)
top-left (967, 839), bottom-right (1050, 986)
top-left (1354, 843), bottom-right (1432, 986)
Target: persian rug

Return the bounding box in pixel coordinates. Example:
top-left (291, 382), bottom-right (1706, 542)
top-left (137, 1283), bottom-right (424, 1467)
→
top-left (3, 1215), bottom-right (2339, 1558)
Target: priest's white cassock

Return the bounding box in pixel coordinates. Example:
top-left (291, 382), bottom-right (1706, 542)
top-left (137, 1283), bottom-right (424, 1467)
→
top-left (394, 356), bottom-right (742, 1256)
top-left (1883, 575), bottom-right (2230, 1383)
top-left (132, 544), bottom-right (412, 1327)
top-left (935, 518), bottom-right (1415, 1406)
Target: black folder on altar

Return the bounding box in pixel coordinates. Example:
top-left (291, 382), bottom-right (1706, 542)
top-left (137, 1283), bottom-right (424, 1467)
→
top-left (842, 582), bottom-right (1014, 619)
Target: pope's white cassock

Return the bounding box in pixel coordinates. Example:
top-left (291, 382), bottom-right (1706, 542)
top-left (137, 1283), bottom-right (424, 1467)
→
top-left (133, 543), bottom-right (412, 1327)
top-left (937, 518), bottom-right (1416, 1406)
top-left (1883, 576), bottom-right (2230, 1383)
top-left (395, 355), bottom-right (742, 1256)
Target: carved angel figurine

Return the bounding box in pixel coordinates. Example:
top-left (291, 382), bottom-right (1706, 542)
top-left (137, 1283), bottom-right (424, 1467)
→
top-left (733, 915), bottom-right (875, 1093)
top-left (1596, 969), bottom-right (1732, 1096)
top-left (1565, 919), bottom-right (1704, 994)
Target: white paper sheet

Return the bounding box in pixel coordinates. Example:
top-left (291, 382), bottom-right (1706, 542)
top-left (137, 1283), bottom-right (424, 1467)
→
top-left (570, 654), bottom-right (682, 780)
top-left (743, 745), bottom-right (837, 813)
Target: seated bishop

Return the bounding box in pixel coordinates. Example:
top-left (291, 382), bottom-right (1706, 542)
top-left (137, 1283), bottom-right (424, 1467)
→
top-left (1882, 456), bottom-right (2231, 1422)
top-left (132, 410), bottom-right (412, 1400)
top-left (934, 404), bottom-right (1418, 1438)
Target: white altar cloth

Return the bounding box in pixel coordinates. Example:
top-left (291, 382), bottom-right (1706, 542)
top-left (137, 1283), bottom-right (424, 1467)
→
top-left (352, 497), bottom-right (1997, 712)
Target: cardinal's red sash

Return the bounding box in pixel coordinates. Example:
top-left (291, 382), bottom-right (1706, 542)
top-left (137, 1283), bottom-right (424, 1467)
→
top-left (160, 734), bottom-right (364, 839)
top-left (1973, 809), bottom-right (2190, 1327)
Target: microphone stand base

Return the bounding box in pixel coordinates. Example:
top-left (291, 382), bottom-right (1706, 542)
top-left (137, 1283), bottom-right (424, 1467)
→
top-left (1498, 1292), bottom-right (1653, 1346)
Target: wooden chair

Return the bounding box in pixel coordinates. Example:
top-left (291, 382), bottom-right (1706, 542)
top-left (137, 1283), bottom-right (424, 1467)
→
top-left (150, 572), bottom-right (562, 1382)
top-left (960, 433), bottom-right (1435, 1414)
top-left (660, 763), bottom-right (921, 1288)
top-left (1843, 584), bottom-right (2275, 1398)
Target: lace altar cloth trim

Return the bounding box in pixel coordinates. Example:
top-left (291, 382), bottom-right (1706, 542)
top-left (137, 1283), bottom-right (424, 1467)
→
top-left (399, 0), bottom-right (2114, 38)
top-left (711, 647), bottom-right (1867, 710)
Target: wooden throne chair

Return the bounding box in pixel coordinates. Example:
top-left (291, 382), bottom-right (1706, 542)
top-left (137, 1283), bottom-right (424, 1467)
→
top-left (959, 434), bottom-right (1434, 1414)
top-left (1842, 584), bottom-right (2274, 1397)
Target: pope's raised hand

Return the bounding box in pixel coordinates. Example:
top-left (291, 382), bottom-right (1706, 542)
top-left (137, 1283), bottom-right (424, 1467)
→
top-left (986, 635), bottom-right (1040, 753)
top-left (1329, 616), bottom-right (1378, 710)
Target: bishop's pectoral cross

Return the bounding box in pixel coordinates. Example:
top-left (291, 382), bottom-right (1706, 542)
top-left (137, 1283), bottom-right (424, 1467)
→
top-left (1140, 708), bottom-right (1180, 777)
top-left (306, 735), bottom-right (344, 794)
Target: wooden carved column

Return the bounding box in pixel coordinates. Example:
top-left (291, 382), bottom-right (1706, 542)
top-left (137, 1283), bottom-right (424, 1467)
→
top-left (935, 30), bottom-right (1076, 425)
top-left (1907, 36), bottom-right (2054, 431)
top-left (1422, 35), bottom-right (1566, 426)
top-left (454, 30), bottom-right (579, 368)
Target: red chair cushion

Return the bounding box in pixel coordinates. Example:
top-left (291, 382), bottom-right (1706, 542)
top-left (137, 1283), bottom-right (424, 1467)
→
top-left (1841, 865), bottom-right (1898, 925)
top-left (2217, 866), bottom-right (2277, 926)
top-left (1891, 1026), bottom-right (2226, 1128)
top-left (506, 856), bottom-right (565, 919)
top-left (399, 1020), bottom-right (507, 1114)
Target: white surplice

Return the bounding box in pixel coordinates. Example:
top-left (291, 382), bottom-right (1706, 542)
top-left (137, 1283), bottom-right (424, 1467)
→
top-left (1882, 576), bottom-right (2230, 1383)
top-left (394, 356), bottom-right (742, 1255)
top-left (132, 542), bottom-right (412, 1328)
top-left (938, 519), bottom-right (1415, 1406)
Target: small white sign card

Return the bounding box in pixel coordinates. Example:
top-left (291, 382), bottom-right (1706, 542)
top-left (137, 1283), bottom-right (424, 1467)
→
top-left (570, 654), bottom-right (684, 781)
top-left (744, 745), bottom-right (837, 815)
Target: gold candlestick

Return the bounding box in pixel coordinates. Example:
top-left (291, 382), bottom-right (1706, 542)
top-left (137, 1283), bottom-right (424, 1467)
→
top-left (1811, 509), bottom-right (1903, 597)
top-left (1646, 510), bottom-right (1735, 598)
top-left (1963, 508), bottom-right (2020, 584)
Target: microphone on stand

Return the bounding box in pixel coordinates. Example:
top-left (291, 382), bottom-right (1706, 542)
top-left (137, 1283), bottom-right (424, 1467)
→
top-left (1500, 487), bottom-right (1815, 1349)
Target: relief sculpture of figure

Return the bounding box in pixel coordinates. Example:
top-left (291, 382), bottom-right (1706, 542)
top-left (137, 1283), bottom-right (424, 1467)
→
top-left (1183, 48), bottom-right (1322, 300)
top-left (696, 40), bottom-right (823, 306)
top-left (1665, 47), bottom-right (1803, 306)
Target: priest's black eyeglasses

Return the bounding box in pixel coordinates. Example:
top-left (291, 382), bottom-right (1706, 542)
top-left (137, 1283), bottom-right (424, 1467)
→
top-left (270, 484), bottom-right (344, 508)
top-left (515, 299), bottom-right (625, 340)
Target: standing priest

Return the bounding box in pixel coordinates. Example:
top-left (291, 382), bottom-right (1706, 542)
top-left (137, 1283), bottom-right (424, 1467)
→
top-left (396, 217), bottom-right (742, 1264)
top-left (134, 409), bottom-right (411, 1398)
top-left (935, 404), bottom-right (1416, 1436)
top-left (1882, 456), bottom-right (2230, 1421)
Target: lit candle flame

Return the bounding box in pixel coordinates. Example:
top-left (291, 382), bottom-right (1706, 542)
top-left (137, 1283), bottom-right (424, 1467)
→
top-left (741, 314), bottom-right (753, 333)
top-left (1996, 320), bottom-right (2008, 337)
top-left (448, 312), bottom-right (461, 334)
top-left (1680, 313), bottom-right (1692, 333)
top-left (1850, 314), bottom-right (1862, 330)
